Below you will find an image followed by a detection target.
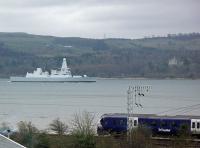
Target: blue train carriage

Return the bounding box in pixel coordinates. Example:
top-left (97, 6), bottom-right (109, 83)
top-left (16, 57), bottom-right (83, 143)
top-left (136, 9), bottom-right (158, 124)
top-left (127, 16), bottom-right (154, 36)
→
top-left (97, 114), bottom-right (154, 135)
top-left (97, 113), bottom-right (128, 135)
top-left (137, 115), bottom-right (191, 135)
top-left (97, 113), bottom-right (200, 136)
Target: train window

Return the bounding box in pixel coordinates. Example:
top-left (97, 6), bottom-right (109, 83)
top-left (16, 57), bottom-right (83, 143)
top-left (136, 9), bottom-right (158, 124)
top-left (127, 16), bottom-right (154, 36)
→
top-left (141, 121), bottom-right (146, 126)
top-left (129, 120), bottom-right (133, 124)
top-left (192, 122), bottom-right (195, 129)
top-left (120, 120), bottom-right (125, 126)
top-left (161, 121), bottom-right (167, 127)
top-left (197, 122), bottom-right (200, 129)
top-left (113, 120), bottom-right (117, 126)
top-left (134, 120), bottom-right (137, 126)
top-left (151, 121), bottom-right (156, 126)
top-left (104, 121), bottom-right (108, 126)
top-left (171, 122), bottom-right (177, 127)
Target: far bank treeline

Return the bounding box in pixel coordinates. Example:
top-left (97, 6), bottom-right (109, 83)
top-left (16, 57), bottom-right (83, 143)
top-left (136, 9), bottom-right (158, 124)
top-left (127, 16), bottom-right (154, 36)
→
top-left (0, 32), bottom-right (200, 78)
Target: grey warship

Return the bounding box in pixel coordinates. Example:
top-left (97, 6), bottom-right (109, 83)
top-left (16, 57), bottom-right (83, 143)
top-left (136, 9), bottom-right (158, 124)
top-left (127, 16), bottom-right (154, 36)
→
top-left (10, 58), bottom-right (96, 82)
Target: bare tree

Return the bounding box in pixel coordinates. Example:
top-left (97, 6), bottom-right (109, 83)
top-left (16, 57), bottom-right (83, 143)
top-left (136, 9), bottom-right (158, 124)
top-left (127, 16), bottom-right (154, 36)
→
top-left (71, 111), bottom-right (95, 135)
top-left (71, 111), bottom-right (96, 148)
top-left (49, 118), bottom-right (68, 135)
top-left (17, 121), bottom-right (38, 148)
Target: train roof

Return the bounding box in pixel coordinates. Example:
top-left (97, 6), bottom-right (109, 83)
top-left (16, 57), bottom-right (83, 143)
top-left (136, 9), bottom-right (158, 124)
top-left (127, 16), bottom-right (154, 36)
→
top-left (101, 113), bottom-right (156, 118)
top-left (101, 113), bottom-right (200, 120)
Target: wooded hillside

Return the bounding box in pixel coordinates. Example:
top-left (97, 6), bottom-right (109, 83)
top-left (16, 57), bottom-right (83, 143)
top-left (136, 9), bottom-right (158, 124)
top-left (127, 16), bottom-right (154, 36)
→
top-left (0, 32), bottom-right (200, 78)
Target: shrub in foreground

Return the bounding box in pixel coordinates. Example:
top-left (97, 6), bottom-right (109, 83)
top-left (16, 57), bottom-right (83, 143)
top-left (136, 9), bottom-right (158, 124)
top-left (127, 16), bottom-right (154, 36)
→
top-left (71, 111), bottom-right (96, 148)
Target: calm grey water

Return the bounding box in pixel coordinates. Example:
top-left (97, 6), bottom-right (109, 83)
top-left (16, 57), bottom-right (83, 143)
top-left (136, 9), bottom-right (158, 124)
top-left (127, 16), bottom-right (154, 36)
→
top-left (0, 79), bottom-right (200, 129)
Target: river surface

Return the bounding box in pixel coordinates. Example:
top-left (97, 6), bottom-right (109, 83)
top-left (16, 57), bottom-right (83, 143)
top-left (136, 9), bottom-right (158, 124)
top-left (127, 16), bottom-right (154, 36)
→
top-left (0, 79), bottom-right (200, 129)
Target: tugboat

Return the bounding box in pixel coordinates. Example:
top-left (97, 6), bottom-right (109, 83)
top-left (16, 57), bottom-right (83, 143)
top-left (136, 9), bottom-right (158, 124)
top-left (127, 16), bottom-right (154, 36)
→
top-left (10, 58), bottom-right (96, 82)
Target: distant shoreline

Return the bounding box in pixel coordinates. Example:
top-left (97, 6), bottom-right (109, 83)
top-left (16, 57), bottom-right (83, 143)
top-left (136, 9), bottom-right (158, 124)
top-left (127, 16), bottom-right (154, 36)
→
top-left (96, 77), bottom-right (199, 80)
top-left (1, 77), bottom-right (198, 81)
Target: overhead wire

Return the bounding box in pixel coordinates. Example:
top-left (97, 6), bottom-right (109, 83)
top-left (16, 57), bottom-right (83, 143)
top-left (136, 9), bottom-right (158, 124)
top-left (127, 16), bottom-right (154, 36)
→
top-left (172, 105), bottom-right (200, 115)
top-left (0, 101), bottom-right (176, 109)
top-left (156, 103), bottom-right (200, 115)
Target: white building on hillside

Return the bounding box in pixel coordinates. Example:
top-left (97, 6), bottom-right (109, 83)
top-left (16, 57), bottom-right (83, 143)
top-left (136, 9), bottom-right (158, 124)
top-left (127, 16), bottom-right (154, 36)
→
top-left (168, 57), bottom-right (178, 66)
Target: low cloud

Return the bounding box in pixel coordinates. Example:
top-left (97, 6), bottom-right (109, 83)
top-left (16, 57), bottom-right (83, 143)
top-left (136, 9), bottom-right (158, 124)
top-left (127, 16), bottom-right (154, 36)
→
top-left (0, 0), bottom-right (199, 38)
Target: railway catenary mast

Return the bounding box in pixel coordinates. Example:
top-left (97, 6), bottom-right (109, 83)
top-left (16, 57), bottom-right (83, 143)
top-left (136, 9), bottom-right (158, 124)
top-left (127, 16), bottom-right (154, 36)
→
top-left (127, 85), bottom-right (152, 128)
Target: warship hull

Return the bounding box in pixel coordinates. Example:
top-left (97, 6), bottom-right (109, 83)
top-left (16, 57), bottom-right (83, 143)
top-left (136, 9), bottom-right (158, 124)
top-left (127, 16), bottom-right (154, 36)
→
top-left (10, 76), bottom-right (96, 82)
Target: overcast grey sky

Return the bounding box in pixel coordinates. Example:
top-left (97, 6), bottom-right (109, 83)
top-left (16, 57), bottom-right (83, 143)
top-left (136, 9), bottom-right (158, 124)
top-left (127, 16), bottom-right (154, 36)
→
top-left (0, 0), bottom-right (199, 38)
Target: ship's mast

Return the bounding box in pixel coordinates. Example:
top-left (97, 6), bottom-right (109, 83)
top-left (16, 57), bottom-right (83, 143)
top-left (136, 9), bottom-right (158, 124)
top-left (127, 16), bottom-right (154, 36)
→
top-left (61, 58), bottom-right (67, 70)
top-left (61, 58), bottom-right (71, 75)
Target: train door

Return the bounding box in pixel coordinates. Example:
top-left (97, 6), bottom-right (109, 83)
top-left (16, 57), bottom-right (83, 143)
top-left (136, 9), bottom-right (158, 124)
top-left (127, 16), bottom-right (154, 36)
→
top-left (196, 119), bottom-right (200, 133)
top-left (191, 119), bottom-right (200, 134)
top-left (128, 117), bottom-right (138, 130)
top-left (191, 119), bottom-right (196, 133)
